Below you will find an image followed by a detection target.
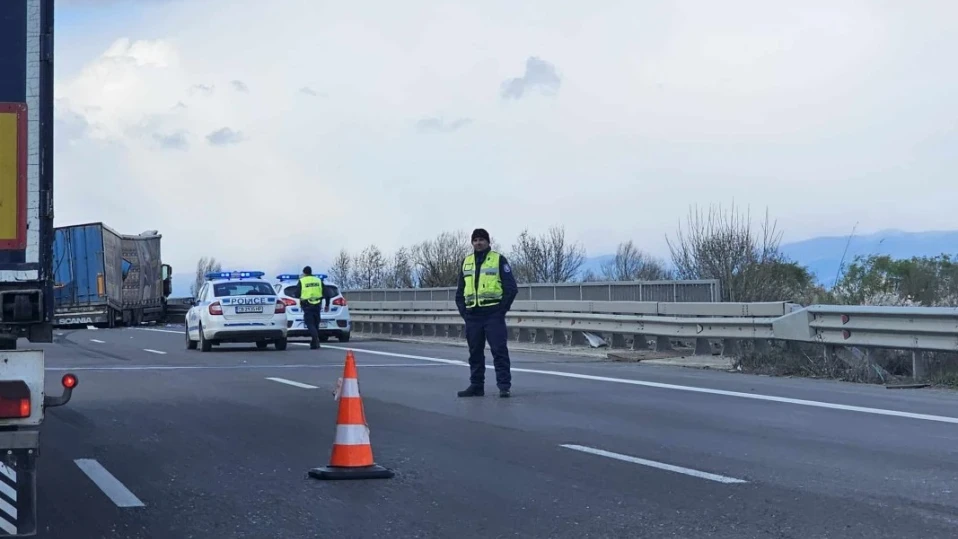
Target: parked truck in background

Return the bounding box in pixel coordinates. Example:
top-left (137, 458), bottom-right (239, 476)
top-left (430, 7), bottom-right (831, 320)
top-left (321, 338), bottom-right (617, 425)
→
top-left (53, 222), bottom-right (173, 328)
top-left (1, 1), bottom-right (80, 536)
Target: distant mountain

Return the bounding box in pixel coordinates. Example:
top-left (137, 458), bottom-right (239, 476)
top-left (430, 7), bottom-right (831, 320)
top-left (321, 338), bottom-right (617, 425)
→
top-left (779, 229), bottom-right (958, 287)
top-left (579, 229), bottom-right (958, 288)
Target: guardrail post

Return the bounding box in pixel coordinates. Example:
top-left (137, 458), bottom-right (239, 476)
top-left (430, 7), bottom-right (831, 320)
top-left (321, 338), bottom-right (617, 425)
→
top-left (533, 329), bottom-right (548, 344)
top-left (694, 338), bottom-right (710, 355)
top-left (412, 323), bottom-right (424, 337)
top-left (570, 331), bottom-right (586, 346)
top-left (654, 336), bottom-right (672, 352)
top-left (611, 333), bottom-right (628, 348)
top-left (721, 338), bottom-right (740, 357)
top-left (517, 328), bottom-right (533, 343)
top-left (912, 351), bottom-right (927, 380)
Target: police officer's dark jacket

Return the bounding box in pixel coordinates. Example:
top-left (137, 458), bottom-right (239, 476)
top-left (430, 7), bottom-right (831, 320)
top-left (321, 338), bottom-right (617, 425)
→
top-left (455, 247), bottom-right (519, 317)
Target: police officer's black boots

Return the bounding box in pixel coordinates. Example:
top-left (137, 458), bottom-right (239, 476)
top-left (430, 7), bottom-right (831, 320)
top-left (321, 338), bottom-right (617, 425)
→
top-left (457, 385), bottom-right (484, 397)
top-left (499, 389), bottom-right (510, 398)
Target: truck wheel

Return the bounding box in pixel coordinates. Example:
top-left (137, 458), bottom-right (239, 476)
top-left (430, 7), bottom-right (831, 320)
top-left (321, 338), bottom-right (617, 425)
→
top-left (338, 332), bottom-right (350, 342)
top-left (186, 326), bottom-right (197, 350)
top-left (274, 338), bottom-right (288, 351)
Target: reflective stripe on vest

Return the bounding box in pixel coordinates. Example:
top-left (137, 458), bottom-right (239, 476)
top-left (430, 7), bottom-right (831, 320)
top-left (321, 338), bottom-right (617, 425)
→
top-left (462, 251), bottom-right (503, 308)
top-left (299, 275), bottom-right (324, 305)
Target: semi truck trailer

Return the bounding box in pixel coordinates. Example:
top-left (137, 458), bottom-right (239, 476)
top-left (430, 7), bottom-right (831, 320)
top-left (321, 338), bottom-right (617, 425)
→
top-left (52, 222), bottom-right (173, 328)
top-left (1, 0), bottom-right (79, 536)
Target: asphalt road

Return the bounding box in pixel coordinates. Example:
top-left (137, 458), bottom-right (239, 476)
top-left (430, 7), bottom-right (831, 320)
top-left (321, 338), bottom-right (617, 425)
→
top-left (22, 324), bottom-right (958, 538)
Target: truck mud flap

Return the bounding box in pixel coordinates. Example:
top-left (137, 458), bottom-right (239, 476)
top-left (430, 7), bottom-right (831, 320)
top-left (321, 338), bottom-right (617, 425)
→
top-left (0, 450), bottom-right (35, 537)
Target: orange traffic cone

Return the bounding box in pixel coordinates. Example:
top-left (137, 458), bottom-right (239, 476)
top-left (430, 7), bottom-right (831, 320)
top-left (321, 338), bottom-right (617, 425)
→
top-left (308, 350), bottom-right (394, 480)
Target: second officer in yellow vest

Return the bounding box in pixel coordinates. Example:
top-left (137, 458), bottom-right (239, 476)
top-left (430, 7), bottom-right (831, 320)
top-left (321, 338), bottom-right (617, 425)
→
top-left (454, 228), bottom-right (518, 398)
top-left (298, 266), bottom-right (326, 349)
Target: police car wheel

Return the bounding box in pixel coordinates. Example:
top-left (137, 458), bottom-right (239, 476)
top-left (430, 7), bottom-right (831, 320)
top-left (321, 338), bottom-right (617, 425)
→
top-left (199, 324), bottom-right (212, 352)
top-left (186, 326), bottom-right (197, 350)
top-left (274, 338), bottom-right (288, 351)
top-left (256, 341), bottom-right (268, 350)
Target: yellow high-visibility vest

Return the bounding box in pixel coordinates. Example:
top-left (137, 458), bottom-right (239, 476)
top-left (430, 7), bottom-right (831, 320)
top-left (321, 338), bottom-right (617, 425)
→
top-left (462, 251), bottom-right (503, 308)
top-left (299, 275), bottom-right (324, 305)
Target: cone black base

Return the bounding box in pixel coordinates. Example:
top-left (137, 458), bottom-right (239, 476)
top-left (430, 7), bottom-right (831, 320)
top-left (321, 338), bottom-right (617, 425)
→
top-left (308, 464), bottom-right (394, 480)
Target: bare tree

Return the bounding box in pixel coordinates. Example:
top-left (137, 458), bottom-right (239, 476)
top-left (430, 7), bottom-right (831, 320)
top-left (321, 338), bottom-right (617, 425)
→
top-left (329, 249), bottom-right (353, 288)
top-left (600, 240), bottom-right (674, 281)
top-left (412, 230), bottom-right (472, 287)
top-left (353, 245), bottom-right (387, 289)
top-left (508, 225), bottom-right (586, 283)
top-left (384, 247), bottom-right (416, 288)
top-left (665, 203), bottom-right (814, 302)
top-left (191, 256), bottom-right (222, 296)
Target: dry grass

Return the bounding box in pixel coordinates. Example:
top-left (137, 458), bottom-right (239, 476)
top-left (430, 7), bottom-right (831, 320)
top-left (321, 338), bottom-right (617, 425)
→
top-left (730, 340), bottom-right (958, 388)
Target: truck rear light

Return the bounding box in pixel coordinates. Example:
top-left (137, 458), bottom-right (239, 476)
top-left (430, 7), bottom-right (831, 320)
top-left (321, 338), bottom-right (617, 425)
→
top-left (333, 297), bottom-right (347, 307)
top-left (281, 298), bottom-right (297, 307)
top-left (62, 373), bottom-right (78, 389)
top-left (209, 301), bottom-right (223, 315)
top-left (0, 380), bottom-right (31, 419)
top-left (275, 299), bottom-right (286, 314)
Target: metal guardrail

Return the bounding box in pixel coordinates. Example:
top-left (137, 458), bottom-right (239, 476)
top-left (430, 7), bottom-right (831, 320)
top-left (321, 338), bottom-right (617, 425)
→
top-left (346, 301), bottom-right (958, 359)
top-left (343, 279), bottom-right (722, 303)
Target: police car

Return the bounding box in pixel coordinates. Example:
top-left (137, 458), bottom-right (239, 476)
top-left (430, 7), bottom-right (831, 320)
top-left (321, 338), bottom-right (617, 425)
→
top-left (273, 273), bottom-right (352, 342)
top-left (185, 271), bottom-right (289, 352)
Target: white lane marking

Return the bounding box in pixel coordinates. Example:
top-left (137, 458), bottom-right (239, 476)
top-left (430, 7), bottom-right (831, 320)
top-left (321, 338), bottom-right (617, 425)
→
top-left (560, 444), bottom-right (747, 484)
top-left (134, 328), bottom-right (958, 425)
top-left (321, 347), bottom-right (958, 425)
top-left (44, 363), bottom-right (452, 372)
top-left (143, 349), bottom-right (166, 355)
top-left (266, 377), bottom-right (318, 389)
top-left (89, 339), bottom-right (105, 344)
top-left (73, 459), bottom-right (145, 508)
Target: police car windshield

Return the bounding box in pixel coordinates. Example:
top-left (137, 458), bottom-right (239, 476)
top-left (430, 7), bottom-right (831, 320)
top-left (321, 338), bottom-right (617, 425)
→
top-left (213, 282), bottom-right (275, 297)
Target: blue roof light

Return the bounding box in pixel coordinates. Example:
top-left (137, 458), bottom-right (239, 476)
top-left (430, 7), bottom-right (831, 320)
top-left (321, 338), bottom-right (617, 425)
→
top-left (317, 273), bottom-right (328, 280)
top-left (275, 273), bottom-right (300, 281)
top-left (205, 270), bottom-right (266, 281)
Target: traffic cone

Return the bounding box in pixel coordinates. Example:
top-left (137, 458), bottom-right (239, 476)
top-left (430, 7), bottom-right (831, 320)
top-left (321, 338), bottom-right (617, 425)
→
top-left (308, 350), bottom-right (394, 480)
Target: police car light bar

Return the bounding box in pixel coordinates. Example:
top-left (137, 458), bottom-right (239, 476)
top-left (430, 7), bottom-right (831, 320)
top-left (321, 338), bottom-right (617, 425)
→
top-left (275, 274), bottom-right (300, 281)
top-left (205, 271), bottom-right (266, 280)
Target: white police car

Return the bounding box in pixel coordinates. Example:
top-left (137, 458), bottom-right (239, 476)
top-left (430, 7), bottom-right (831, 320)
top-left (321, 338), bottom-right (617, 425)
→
top-left (273, 273), bottom-right (352, 342)
top-left (185, 271), bottom-right (289, 352)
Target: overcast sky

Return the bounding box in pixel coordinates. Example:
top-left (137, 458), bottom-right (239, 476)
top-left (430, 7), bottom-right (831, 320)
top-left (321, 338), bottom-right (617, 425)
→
top-left (52, 0), bottom-right (958, 274)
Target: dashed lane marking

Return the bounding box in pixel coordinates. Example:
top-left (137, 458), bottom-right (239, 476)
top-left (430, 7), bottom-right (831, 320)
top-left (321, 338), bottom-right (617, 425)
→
top-left (560, 444), bottom-right (748, 484)
top-left (143, 349), bottom-right (166, 355)
top-left (134, 328), bottom-right (958, 425)
top-left (74, 459), bottom-right (145, 508)
top-left (266, 377), bottom-right (318, 389)
top-left (89, 339), bottom-right (105, 344)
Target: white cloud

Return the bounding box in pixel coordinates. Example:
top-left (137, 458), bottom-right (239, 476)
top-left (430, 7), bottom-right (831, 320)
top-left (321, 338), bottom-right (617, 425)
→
top-left (52, 0), bottom-right (958, 276)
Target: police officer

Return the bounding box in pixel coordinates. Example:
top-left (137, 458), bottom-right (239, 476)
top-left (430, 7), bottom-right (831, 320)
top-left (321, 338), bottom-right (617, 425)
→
top-left (298, 266), bottom-right (325, 349)
top-left (455, 228), bottom-right (519, 398)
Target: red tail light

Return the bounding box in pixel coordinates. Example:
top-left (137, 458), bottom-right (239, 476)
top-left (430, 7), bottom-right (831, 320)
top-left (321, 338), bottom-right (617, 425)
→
top-left (209, 301), bottom-right (223, 315)
top-left (281, 298), bottom-right (297, 307)
top-left (275, 299), bottom-right (286, 314)
top-left (0, 380), bottom-right (31, 419)
top-left (333, 297), bottom-right (347, 307)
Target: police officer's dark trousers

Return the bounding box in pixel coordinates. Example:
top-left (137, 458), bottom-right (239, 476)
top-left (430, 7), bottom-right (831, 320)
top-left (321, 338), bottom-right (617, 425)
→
top-left (302, 303), bottom-right (322, 349)
top-left (464, 309), bottom-right (511, 390)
